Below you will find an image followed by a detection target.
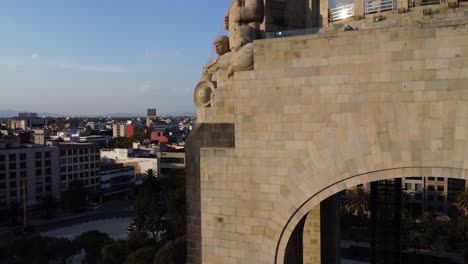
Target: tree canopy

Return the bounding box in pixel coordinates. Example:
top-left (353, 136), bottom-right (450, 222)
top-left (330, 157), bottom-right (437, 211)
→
top-left (63, 180), bottom-right (87, 212)
top-left (345, 187), bottom-right (370, 217)
top-left (75, 230), bottom-right (113, 264)
top-left (455, 189), bottom-right (468, 215)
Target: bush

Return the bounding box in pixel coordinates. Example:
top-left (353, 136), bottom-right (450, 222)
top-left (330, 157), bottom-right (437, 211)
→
top-left (153, 236), bottom-right (186, 264)
top-left (101, 240), bottom-right (129, 264)
top-left (74, 230), bottom-right (113, 264)
top-left (7, 234), bottom-right (75, 263)
top-left (124, 246), bottom-right (158, 264)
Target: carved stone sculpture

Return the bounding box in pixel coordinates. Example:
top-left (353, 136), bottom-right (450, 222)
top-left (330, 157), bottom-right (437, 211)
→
top-left (193, 80), bottom-right (216, 108)
top-left (226, 26), bottom-right (255, 77)
top-left (201, 36), bottom-right (231, 83)
top-left (194, 0), bottom-right (264, 108)
top-left (195, 37), bottom-right (231, 108)
top-left (225, 0), bottom-right (264, 50)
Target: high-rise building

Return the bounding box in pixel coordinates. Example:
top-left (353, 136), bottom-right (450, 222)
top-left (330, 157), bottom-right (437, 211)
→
top-left (0, 140), bottom-right (60, 210)
top-left (34, 129), bottom-right (50, 145)
top-left (147, 108), bottom-right (156, 117)
top-left (59, 143), bottom-right (100, 192)
top-left (146, 108), bottom-right (157, 127)
top-left (112, 124), bottom-right (127, 138)
top-left (8, 113), bottom-right (48, 130)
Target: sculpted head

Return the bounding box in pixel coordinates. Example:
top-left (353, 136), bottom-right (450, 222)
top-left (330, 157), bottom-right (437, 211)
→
top-left (213, 36), bottom-right (230, 55)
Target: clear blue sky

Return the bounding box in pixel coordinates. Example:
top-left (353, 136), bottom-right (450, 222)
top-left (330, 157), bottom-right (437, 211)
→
top-left (0, 1), bottom-right (231, 116)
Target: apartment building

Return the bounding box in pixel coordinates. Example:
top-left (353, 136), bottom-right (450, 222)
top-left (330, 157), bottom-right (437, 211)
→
top-left (59, 143), bottom-right (100, 192)
top-left (112, 124), bottom-right (127, 138)
top-left (7, 113), bottom-right (48, 130)
top-left (146, 108), bottom-right (157, 127)
top-left (0, 140), bottom-right (60, 209)
top-left (33, 128), bottom-right (50, 145)
top-left (100, 163), bottom-right (135, 199)
top-left (402, 176), bottom-right (466, 217)
top-left (157, 148), bottom-right (185, 175)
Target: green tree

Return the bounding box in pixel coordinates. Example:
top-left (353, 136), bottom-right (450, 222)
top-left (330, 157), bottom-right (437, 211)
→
top-left (74, 230), bottom-right (113, 264)
top-left (124, 246), bottom-right (158, 264)
top-left (408, 213), bottom-right (446, 250)
top-left (144, 169), bottom-right (157, 178)
top-left (39, 194), bottom-right (57, 218)
top-left (132, 134), bottom-right (148, 144)
top-left (345, 187), bottom-right (370, 217)
top-left (8, 234), bottom-right (75, 263)
top-left (63, 180), bottom-right (87, 212)
top-left (101, 240), bottom-right (129, 264)
top-left (135, 175), bottom-right (168, 242)
top-left (165, 175), bottom-right (186, 239)
top-left (455, 189), bottom-right (468, 215)
top-left (135, 170), bottom-right (186, 241)
top-left (131, 169), bottom-right (187, 261)
top-left (443, 217), bottom-right (467, 251)
top-left (49, 237), bottom-right (76, 262)
top-left (109, 137), bottom-right (133, 148)
top-left (153, 236), bottom-right (186, 264)
top-left (127, 230), bottom-right (151, 251)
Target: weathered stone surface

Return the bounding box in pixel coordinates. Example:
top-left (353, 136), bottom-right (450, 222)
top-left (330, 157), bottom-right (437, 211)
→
top-left (225, 0), bottom-right (264, 50)
top-left (188, 3), bottom-right (468, 264)
top-left (194, 1), bottom-right (265, 108)
top-left (185, 123), bottom-right (235, 264)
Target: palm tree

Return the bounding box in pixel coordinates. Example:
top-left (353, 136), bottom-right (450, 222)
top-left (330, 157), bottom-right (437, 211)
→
top-left (455, 189), bottom-right (468, 215)
top-left (345, 187), bottom-right (370, 217)
top-left (143, 169), bottom-right (157, 178)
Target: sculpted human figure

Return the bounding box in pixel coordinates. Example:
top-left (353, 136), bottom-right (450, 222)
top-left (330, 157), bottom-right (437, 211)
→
top-left (225, 0), bottom-right (264, 50)
top-left (201, 36), bottom-right (231, 82)
top-left (226, 25), bottom-right (255, 78)
top-left (193, 0), bottom-right (264, 108)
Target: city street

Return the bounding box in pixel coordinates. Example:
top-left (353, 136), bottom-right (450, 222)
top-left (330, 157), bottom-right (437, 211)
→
top-left (0, 199), bottom-right (135, 244)
top-left (42, 217), bottom-right (132, 240)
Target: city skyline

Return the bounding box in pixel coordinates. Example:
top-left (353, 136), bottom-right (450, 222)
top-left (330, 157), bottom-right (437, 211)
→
top-left (0, 1), bottom-right (230, 116)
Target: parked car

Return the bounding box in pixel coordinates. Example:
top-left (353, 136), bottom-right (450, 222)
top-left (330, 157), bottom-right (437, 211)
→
top-left (87, 203), bottom-right (101, 210)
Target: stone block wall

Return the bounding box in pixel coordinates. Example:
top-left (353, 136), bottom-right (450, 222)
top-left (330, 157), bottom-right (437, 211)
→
top-left (189, 4), bottom-right (468, 263)
top-left (303, 206), bottom-right (321, 264)
top-left (186, 124), bottom-right (235, 264)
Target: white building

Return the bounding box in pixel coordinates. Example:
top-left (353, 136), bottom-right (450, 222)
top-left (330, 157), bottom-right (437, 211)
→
top-left (100, 148), bottom-right (157, 176)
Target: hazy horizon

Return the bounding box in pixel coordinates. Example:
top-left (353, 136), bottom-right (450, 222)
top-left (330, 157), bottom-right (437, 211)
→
top-left (0, 1), bottom-right (230, 115)
top-left (0, 108), bottom-right (195, 118)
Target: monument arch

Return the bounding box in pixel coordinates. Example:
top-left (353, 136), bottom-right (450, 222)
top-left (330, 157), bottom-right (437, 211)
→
top-left (187, 0), bottom-right (468, 262)
top-left (275, 166), bottom-right (468, 263)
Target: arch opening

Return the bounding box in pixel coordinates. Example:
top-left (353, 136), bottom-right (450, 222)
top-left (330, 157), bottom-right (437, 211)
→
top-left (277, 168), bottom-right (468, 264)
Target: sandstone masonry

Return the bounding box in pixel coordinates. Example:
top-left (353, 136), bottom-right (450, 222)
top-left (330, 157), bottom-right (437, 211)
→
top-left (188, 3), bottom-right (468, 263)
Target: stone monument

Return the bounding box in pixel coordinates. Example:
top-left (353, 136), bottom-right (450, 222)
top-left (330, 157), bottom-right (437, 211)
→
top-left (225, 0), bottom-right (264, 50)
top-left (193, 0), bottom-right (264, 108)
top-left (187, 0), bottom-right (468, 263)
